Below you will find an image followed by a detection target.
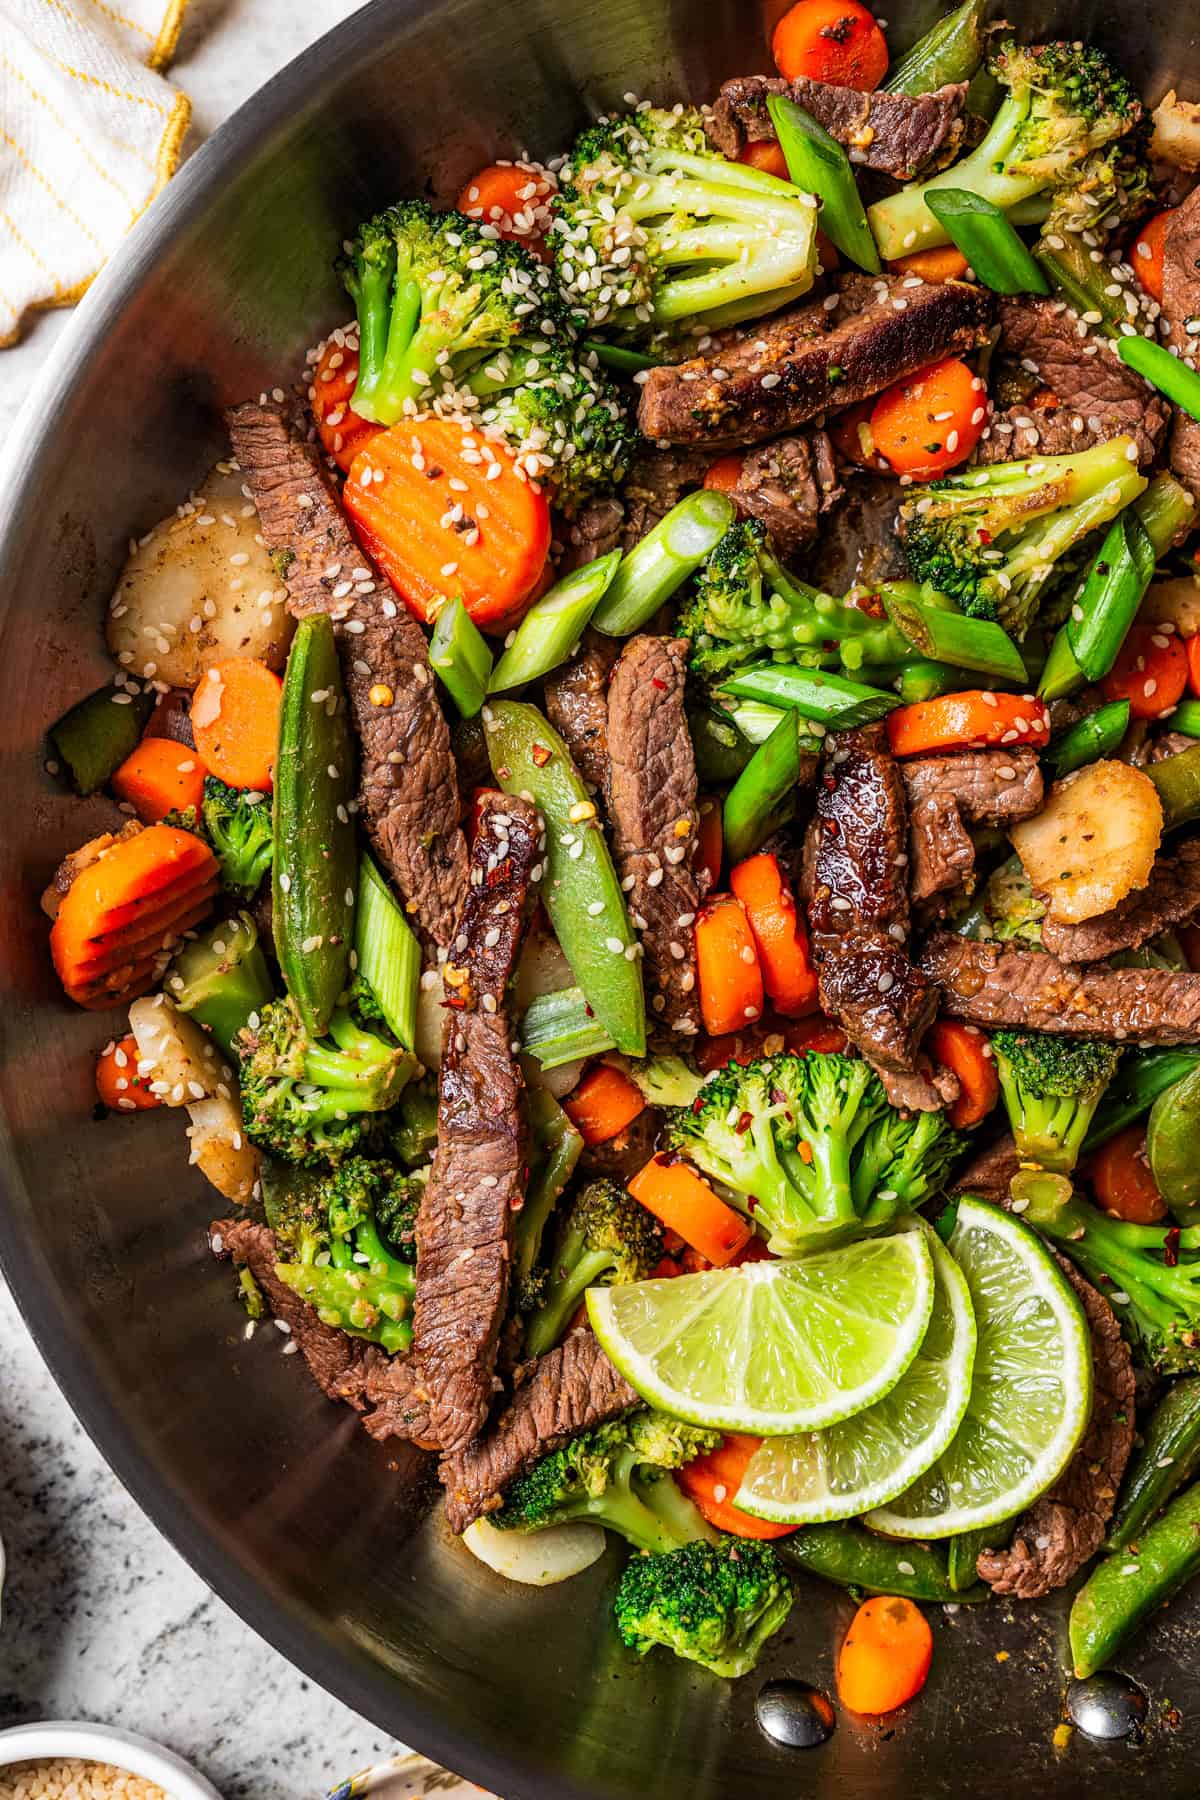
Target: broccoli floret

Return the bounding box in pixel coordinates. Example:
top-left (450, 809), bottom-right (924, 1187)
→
top-left (992, 1031), bottom-right (1121, 1173)
top-left (463, 338), bottom-right (635, 517)
top-left (1020, 1180), bottom-right (1200, 1373)
top-left (237, 996), bottom-right (414, 1167)
top-left (492, 1409), bottom-right (721, 1554)
top-left (870, 39), bottom-right (1143, 259)
top-left (679, 519), bottom-right (907, 680)
top-left (200, 776), bottom-right (273, 899)
top-left (339, 199), bottom-right (557, 425)
top-left (524, 1179), bottom-right (664, 1356)
top-left (383, 1075), bottom-right (439, 1168)
top-left (976, 853), bottom-right (1046, 946)
top-left (160, 803), bottom-right (201, 834)
top-left (613, 1538), bottom-right (793, 1679)
top-left (851, 1107), bottom-right (970, 1224)
top-left (167, 911), bottom-right (275, 1057)
top-left (552, 107), bottom-right (818, 342)
top-left (898, 439), bottom-right (1147, 637)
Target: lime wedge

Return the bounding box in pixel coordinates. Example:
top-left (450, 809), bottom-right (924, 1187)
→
top-left (733, 1225), bottom-right (976, 1523)
top-left (587, 1230), bottom-right (935, 1436)
top-left (866, 1196), bottom-right (1093, 1539)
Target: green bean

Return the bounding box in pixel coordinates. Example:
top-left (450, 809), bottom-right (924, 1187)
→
top-left (513, 1089), bottom-right (584, 1287)
top-left (1084, 1048), bottom-right (1200, 1152)
top-left (780, 1522), bottom-right (988, 1603)
top-left (489, 553), bottom-right (621, 694)
top-left (768, 95), bottom-right (880, 274)
top-left (1148, 1061), bottom-right (1200, 1221)
top-left (354, 851), bottom-right (420, 1051)
top-left (1065, 511), bottom-right (1157, 682)
top-left (428, 595), bottom-right (493, 718)
top-left (48, 682), bottom-right (155, 795)
top-left (1167, 698), bottom-right (1200, 739)
top-left (592, 491), bottom-right (735, 636)
top-left (925, 189), bottom-right (1049, 295)
top-left (1148, 744), bottom-right (1200, 830)
top-left (1071, 1480), bottom-right (1200, 1677)
top-left (884, 0), bottom-right (986, 95)
top-left (583, 341), bottom-right (662, 374)
top-left (723, 712), bottom-right (821, 865)
top-left (1119, 336), bottom-right (1200, 425)
top-left (521, 985), bottom-right (617, 1069)
top-left (1045, 700), bottom-right (1131, 777)
top-left (723, 662), bottom-right (900, 728)
top-left (880, 581), bottom-right (1027, 682)
top-left (1107, 1380), bottom-right (1200, 1552)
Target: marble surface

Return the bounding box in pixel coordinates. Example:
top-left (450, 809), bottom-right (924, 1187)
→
top-left (0, 3), bottom-right (412, 1795)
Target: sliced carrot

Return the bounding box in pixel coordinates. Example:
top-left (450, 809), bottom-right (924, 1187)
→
top-left (828, 398), bottom-right (888, 471)
top-left (311, 338), bottom-right (380, 473)
top-left (1132, 209), bottom-right (1177, 305)
top-left (786, 1014), bottom-right (848, 1055)
top-left (703, 453), bottom-right (747, 496)
top-left (1102, 623), bottom-right (1189, 720)
top-left (888, 245), bottom-right (970, 284)
top-left (1088, 1123), bottom-right (1167, 1224)
top-left (345, 418), bottom-right (551, 633)
top-left (837, 1596), bottom-right (933, 1715)
top-left (738, 140), bottom-right (790, 179)
top-left (695, 892), bottom-right (765, 1037)
top-left (870, 357), bottom-right (986, 479)
top-left (675, 1435), bottom-right (799, 1540)
top-left (696, 795), bottom-right (724, 891)
top-left (925, 1019), bottom-right (998, 1129)
top-left (456, 161), bottom-right (556, 260)
top-left (729, 853), bottom-right (819, 1018)
top-left (563, 1063), bottom-right (647, 1146)
top-left (1187, 635), bottom-right (1200, 698)
top-left (772, 0), bottom-right (889, 88)
top-left (96, 1033), bottom-right (162, 1112)
top-left (111, 737), bottom-right (207, 824)
top-left (628, 1155), bottom-right (753, 1266)
top-left (887, 691), bottom-right (1051, 757)
top-left (191, 659), bottom-right (282, 792)
top-left (69, 879), bottom-right (220, 979)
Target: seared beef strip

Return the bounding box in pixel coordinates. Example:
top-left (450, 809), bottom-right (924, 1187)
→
top-left (561, 448), bottom-right (710, 574)
top-left (581, 1107), bottom-right (662, 1180)
top-left (637, 275), bottom-right (991, 448)
top-left (920, 933), bottom-right (1200, 1043)
top-left (730, 432), bottom-right (843, 555)
top-left (902, 750), bottom-right (1043, 903)
top-left (364, 793), bottom-right (541, 1454)
top-left (562, 497), bottom-right (625, 571)
top-left (607, 637), bottom-right (703, 1035)
top-left (977, 1259), bottom-right (1135, 1600)
top-left (953, 1134), bottom-right (1022, 1206)
top-left (873, 1059), bottom-right (961, 1115)
top-left (804, 475), bottom-right (908, 595)
top-left (802, 725), bottom-right (936, 1070)
top-left (1162, 187), bottom-right (1200, 496)
top-left (211, 1219), bottom-right (371, 1410)
top-left (706, 75), bottom-right (967, 180)
top-left (440, 1330), bottom-right (640, 1534)
top-left (977, 297), bottom-right (1170, 469)
top-left (543, 627), bottom-right (619, 796)
top-left (1040, 839), bottom-right (1200, 963)
top-left (226, 400), bottom-right (467, 948)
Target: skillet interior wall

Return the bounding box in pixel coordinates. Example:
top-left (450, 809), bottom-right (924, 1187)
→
top-left (0, 0), bottom-right (1197, 1794)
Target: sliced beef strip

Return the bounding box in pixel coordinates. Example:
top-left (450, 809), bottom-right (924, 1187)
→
top-left (730, 431), bottom-right (843, 556)
top-left (363, 793), bottom-right (542, 1454)
top-left (977, 1259), bottom-right (1135, 1600)
top-left (919, 932), bottom-right (1200, 1044)
top-left (976, 297), bottom-right (1170, 469)
top-left (561, 496), bottom-right (625, 573)
top-left (952, 1133), bottom-right (1021, 1205)
top-left (1041, 838), bottom-right (1200, 963)
top-left (1162, 186), bottom-right (1200, 496)
top-left (211, 1219), bottom-right (371, 1411)
top-left (543, 627), bottom-right (619, 796)
top-left (801, 725), bottom-right (936, 1071)
top-left (226, 401), bottom-right (467, 948)
top-left (581, 1106), bottom-right (662, 1180)
top-left (706, 75), bottom-right (967, 180)
top-left (561, 448), bottom-right (711, 575)
top-left (637, 274), bottom-right (991, 448)
top-left (440, 1330), bottom-right (640, 1534)
top-left (803, 475), bottom-right (908, 595)
top-left (873, 1059), bottom-right (961, 1115)
top-left (606, 637), bottom-right (702, 1036)
top-left (902, 750), bottom-right (1044, 904)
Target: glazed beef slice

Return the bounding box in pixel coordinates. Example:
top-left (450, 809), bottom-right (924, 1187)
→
top-left (1161, 188), bottom-right (1200, 496)
top-left (902, 750), bottom-right (1043, 903)
top-left (706, 75), bottom-right (967, 179)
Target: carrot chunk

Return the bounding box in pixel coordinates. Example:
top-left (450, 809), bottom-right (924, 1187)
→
top-left (870, 357), bottom-right (986, 479)
top-left (96, 1033), bottom-right (162, 1112)
top-left (311, 339), bottom-right (380, 472)
top-left (773, 0), bottom-right (889, 88)
top-left (837, 1595), bottom-right (933, 1714)
top-left (729, 853), bottom-right (819, 1017)
top-left (925, 1019), bottom-right (999, 1129)
top-left (695, 892), bottom-right (765, 1037)
top-left (111, 736), bottom-right (207, 823)
top-left (675, 1435), bottom-right (799, 1540)
top-left (887, 691), bottom-right (1051, 756)
top-left (628, 1156), bottom-right (753, 1266)
top-left (563, 1063), bottom-right (647, 1146)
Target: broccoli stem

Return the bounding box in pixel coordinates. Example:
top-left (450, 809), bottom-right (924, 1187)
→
top-left (169, 913), bottom-right (275, 1058)
top-left (357, 276), bottom-right (422, 423)
top-left (525, 1246), bottom-right (621, 1358)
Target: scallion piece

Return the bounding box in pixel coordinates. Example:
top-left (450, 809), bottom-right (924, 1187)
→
top-left (583, 341), bottom-right (662, 374)
top-left (722, 662), bottom-right (900, 728)
top-left (521, 986), bottom-right (616, 1069)
top-left (428, 596), bottom-right (493, 718)
top-left (489, 552), bottom-right (620, 694)
top-left (723, 712), bottom-right (822, 865)
top-left (879, 581), bottom-right (1027, 682)
top-left (767, 94), bottom-right (880, 274)
top-left (354, 852), bottom-right (420, 1051)
top-left (924, 189), bottom-right (1048, 295)
top-left (892, 658), bottom-right (976, 703)
top-left (884, 0), bottom-right (985, 95)
top-left (1066, 511), bottom-right (1157, 681)
top-left (1118, 336), bottom-right (1200, 424)
top-left (1148, 744), bottom-right (1200, 831)
top-left (592, 490), bottom-right (735, 636)
top-left (1045, 699), bottom-right (1131, 777)
top-left (1168, 698), bottom-right (1200, 739)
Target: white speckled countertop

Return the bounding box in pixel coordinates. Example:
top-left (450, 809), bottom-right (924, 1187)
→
top-left (0, 4), bottom-right (412, 1794)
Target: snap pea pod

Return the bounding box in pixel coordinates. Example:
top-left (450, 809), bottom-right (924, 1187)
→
top-left (513, 1088), bottom-right (585, 1287)
top-left (1084, 1048), bottom-right (1200, 1152)
top-left (947, 1525), bottom-right (997, 1594)
top-left (780, 1523), bottom-right (988, 1603)
top-left (1148, 1061), bottom-right (1200, 1222)
top-left (1070, 1480), bottom-right (1200, 1677)
top-left (1167, 697), bottom-right (1200, 739)
top-left (884, 0), bottom-right (986, 95)
top-left (273, 612), bottom-right (357, 1039)
top-left (723, 712), bottom-right (822, 865)
top-left (48, 682), bottom-right (156, 795)
top-left (592, 491), bottom-right (734, 636)
top-left (689, 702), bottom-right (757, 785)
top-left (880, 582), bottom-right (1027, 682)
top-left (1065, 511), bottom-right (1157, 682)
top-left (891, 658), bottom-right (977, 703)
top-left (768, 94), bottom-right (880, 274)
top-left (1107, 1380), bottom-right (1200, 1552)
top-left (521, 985), bottom-right (617, 1069)
top-left (485, 700), bottom-right (645, 1055)
top-left (1045, 700), bottom-right (1131, 777)
top-left (1149, 744), bottom-right (1200, 830)
top-left (723, 663), bottom-right (900, 728)
top-left (429, 596), bottom-right (493, 718)
top-left (489, 553), bottom-right (620, 694)
top-left (925, 190), bottom-right (1049, 296)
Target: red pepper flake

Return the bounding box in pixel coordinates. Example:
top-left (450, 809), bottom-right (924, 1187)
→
top-left (691, 1095), bottom-right (705, 1115)
top-left (651, 677), bottom-right (667, 691)
top-left (531, 742), bottom-right (552, 768)
top-left (823, 775), bottom-right (837, 792)
top-left (747, 1195), bottom-right (760, 1212)
top-left (1164, 1226), bottom-right (1182, 1268)
top-left (977, 527), bottom-right (992, 546)
top-left (823, 817), bottom-right (840, 835)
top-left (736, 1110), bottom-right (753, 1134)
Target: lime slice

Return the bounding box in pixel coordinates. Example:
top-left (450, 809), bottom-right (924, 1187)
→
top-left (587, 1230), bottom-right (935, 1436)
top-left (733, 1226), bottom-right (976, 1523)
top-left (866, 1196), bottom-right (1093, 1539)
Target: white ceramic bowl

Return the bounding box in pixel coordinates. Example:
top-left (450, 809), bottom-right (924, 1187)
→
top-left (0, 1723), bottom-right (223, 1799)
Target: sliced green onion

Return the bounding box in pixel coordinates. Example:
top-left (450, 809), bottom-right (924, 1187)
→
top-left (924, 189), bottom-right (1048, 295)
top-left (1148, 743), bottom-right (1200, 831)
top-left (723, 712), bottom-right (822, 865)
top-left (722, 663), bottom-right (900, 728)
top-left (592, 490), bottom-right (735, 636)
top-left (884, 0), bottom-right (985, 95)
top-left (428, 596), bottom-right (493, 718)
top-left (1118, 336), bottom-right (1200, 424)
top-left (489, 553), bottom-right (620, 694)
top-left (583, 341), bottom-right (662, 374)
top-left (879, 581), bottom-right (1027, 682)
top-left (1168, 698), bottom-right (1200, 738)
top-left (521, 985), bottom-right (616, 1069)
top-left (1066, 510), bottom-right (1157, 681)
top-left (728, 699), bottom-right (788, 743)
top-left (767, 95), bottom-right (880, 275)
top-left (1037, 627), bottom-right (1086, 703)
top-left (355, 851), bottom-right (420, 1052)
top-left (1046, 700), bottom-right (1131, 777)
